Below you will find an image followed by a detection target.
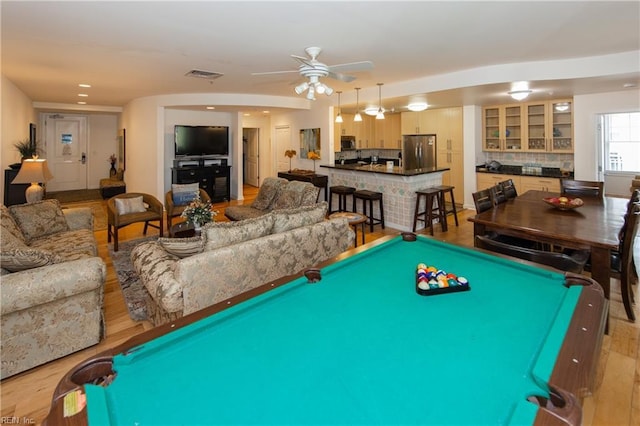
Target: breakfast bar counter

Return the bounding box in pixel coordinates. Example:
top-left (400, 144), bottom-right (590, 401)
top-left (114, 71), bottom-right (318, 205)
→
top-left (320, 164), bottom-right (450, 231)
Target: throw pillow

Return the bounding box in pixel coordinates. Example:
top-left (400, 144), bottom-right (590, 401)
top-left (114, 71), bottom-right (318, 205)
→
top-left (158, 236), bottom-right (204, 258)
top-left (271, 186), bottom-right (304, 210)
top-left (115, 196), bottom-right (147, 215)
top-left (0, 247), bottom-right (62, 272)
top-left (203, 214), bottom-right (275, 251)
top-left (9, 199), bottom-right (70, 244)
top-left (172, 183), bottom-right (200, 206)
top-left (1, 205), bottom-right (26, 243)
top-left (251, 178), bottom-right (285, 210)
top-left (272, 202), bottom-right (328, 234)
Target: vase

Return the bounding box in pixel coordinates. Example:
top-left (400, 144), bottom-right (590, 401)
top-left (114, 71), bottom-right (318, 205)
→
top-left (192, 221), bottom-right (201, 232)
top-left (109, 164), bottom-right (117, 177)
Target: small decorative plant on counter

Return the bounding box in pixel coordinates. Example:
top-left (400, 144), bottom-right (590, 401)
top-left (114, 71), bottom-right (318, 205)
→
top-left (284, 149), bottom-right (297, 172)
top-left (14, 139), bottom-right (41, 160)
top-left (307, 151), bottom-right (320, 172)
top-left (180, 194), bottom-right (218, 230)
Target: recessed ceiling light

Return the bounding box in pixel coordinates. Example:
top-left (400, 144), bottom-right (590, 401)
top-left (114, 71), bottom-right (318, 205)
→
top-left (77, 101), bottom-right (86, 105)
top-left (262, 110), bottom-right (270, 114)
top-left (243, 113), bottom-right (251, 116)
top-left (78, 83), bottom-right (91, 88)
top-left (623, 83), bottom-right (637, 88)
top-left (78, 93), bottom-right (89, 97)
top-left (206, 106), bottom-right (215, 110)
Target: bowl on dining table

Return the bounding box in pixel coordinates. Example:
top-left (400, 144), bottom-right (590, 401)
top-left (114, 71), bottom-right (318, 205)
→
top-left (543, 196), bottom-right (584, 210)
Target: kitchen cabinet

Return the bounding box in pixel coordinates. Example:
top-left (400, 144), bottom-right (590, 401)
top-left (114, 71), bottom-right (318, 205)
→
top-left (435, 107), bottom-right (464, 203)
top-left (519, 176), bottom-right (560, 192)
top-left (400, 110), bottom-right (434, 135)
top-left (476, 173), bottom-right (519, 191)
top-left (482, 105), bottom-right (523, 151)
top-left (382, 114), bottom-right (402, 148)
top-left (525, 100), bottom-right (573, 153)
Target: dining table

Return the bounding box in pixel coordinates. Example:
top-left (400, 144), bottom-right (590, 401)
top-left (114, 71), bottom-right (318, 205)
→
top-left (468, 189), bottom-right (628, 301)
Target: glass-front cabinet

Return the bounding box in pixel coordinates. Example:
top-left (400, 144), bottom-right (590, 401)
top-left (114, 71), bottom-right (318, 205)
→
top-left (551, 100), bottom-right (573, 152)
top-left (482, 105), bottom-right (523, 151)
top-left (483, 99), bottom-right (573, 152)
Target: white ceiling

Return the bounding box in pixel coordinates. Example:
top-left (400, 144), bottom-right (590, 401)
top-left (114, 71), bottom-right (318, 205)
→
top-left (2, 1), bottom-right (639, 113)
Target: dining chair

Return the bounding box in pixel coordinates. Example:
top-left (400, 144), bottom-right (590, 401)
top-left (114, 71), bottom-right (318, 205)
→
top-left (472, 189), bottom-right (494, 213)
top-left (490, 184), bottom-right (507, 205)
top-left (475, 234), bottom-right (590, 274)
top-left (560, 179), bottom-right (605, 198)
top-left (499, 179), bottom-right (518, 199)
top-left (611, 204), bottom-right (640, 321)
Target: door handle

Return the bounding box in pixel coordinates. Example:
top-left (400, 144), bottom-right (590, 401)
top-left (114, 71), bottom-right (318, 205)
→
top-left (80, 152), bottom-right (86, 164)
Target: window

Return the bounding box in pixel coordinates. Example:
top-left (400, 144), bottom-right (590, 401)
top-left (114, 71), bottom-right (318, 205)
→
top-left (602, 112), bottom-right (640, 173)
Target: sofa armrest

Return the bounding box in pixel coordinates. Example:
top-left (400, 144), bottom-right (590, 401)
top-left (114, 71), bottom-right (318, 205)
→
top-left (63, 207), bottom-right (94, 231)
top-left (0, 257), bottom-right (106, 316)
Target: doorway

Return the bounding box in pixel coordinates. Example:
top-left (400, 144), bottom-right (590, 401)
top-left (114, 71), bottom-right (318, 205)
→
top-left (275, 126), bottom-right (291, 173)
top-left (243, 128), bottom-right (259, 187)
top-left (43, 114), bottom-right (88, 192)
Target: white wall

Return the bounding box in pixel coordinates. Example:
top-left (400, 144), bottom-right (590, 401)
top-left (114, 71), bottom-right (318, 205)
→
top-left (1, 75), bottom-right (36, 202)
top-left (87, 114), bottom-right (119, 189)
top-left (574, 89), bottom-right (640, 195)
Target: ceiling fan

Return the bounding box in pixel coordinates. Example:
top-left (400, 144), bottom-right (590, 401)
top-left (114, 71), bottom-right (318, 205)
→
top-left (252, 47), bottom-right (374, 100)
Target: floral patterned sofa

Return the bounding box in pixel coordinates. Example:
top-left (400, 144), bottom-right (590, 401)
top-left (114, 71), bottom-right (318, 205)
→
top-left (0, 200), bottom-right (106, 379)
top-left (224, 177), bottom-right (320, 221)
top-left (132, 202), bottom-right (354, 326)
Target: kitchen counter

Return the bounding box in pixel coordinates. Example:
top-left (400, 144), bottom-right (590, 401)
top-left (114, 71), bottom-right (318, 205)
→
top-left (323, 163), bottom-right (450, 176)
top-left (475, 165), bottom-right (572, 179)
top-left (321, 164), bottom-right (449, 232)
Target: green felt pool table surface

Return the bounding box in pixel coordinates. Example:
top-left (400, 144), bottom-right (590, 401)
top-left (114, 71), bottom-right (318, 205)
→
top-left (45, 234), bottom-right (607, 426)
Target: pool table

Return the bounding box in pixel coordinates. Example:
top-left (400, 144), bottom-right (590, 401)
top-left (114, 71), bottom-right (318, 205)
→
top-left (44, 234), bottom-right (607, 426)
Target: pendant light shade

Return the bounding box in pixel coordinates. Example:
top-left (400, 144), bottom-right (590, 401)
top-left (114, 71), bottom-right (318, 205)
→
top-left (376, 83), bottom-right (385, 120)
top-left (335, 91), bottom-right (343, 123)
top-left (354, 87), bottom-right (363, 122)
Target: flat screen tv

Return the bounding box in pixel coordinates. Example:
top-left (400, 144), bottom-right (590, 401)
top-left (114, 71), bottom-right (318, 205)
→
top-left (175, 125), bottom-right (229, 157)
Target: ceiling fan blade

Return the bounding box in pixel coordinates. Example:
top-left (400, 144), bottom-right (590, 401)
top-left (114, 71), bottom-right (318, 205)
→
top-left (328, 60), bottom-right (374, 73)
top-left (291, 54), bottom-right (315, 68)
top-left (327, 71), bottom-right (356, 83)
top-left (251, 70), bottom-right (299, 76)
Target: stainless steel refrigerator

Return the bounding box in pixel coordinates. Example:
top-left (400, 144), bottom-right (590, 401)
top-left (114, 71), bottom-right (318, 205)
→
top-left (402, 134), bottom-right (436, 169)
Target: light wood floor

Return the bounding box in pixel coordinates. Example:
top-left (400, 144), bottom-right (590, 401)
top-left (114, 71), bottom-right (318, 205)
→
top-left (2, 186), bottom-right (639, 425)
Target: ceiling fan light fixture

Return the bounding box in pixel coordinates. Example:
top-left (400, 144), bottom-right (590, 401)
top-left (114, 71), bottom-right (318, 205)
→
top-left (295, 82), bottom-right (309, 95)
top-left (407, 102), bottom-right (428, 112)
top-left (306, 85), bottom-right (316, 100)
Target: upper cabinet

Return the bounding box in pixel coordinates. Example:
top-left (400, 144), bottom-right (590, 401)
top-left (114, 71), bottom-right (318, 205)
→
top-left (525, 100), bottom-right (573, 153)
top-left (482, 105), bottom-right (523, 152)
top-left (335, 112), bottom-right (402, 150)
top-left (482, 99), bottom-right (573, 152)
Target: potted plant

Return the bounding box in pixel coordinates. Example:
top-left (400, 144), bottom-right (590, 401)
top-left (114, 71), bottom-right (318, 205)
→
top-left (13, 139), bottom-right (40, 160)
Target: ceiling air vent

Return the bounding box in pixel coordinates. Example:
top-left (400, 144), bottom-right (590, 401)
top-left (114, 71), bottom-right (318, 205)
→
top-left (185, 69), bottom-right (224, 80)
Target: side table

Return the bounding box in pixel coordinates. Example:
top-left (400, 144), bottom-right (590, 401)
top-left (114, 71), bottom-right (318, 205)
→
top-left (328, 212), bottom-right (367, 247)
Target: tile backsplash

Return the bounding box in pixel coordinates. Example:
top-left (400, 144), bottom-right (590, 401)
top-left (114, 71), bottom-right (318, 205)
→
top-left (480, 152), bottom-right (574, 171)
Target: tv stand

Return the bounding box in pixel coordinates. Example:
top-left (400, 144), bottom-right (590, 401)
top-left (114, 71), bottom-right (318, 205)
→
top-left (172, 160), bottom-right (231, 203)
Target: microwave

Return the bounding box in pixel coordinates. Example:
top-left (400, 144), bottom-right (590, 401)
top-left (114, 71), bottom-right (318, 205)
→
top-left (341, 136), bottom-right (356, 150)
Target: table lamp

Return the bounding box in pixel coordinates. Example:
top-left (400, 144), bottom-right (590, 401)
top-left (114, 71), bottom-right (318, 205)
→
top-left (11, 158), bottom-right (54, 203)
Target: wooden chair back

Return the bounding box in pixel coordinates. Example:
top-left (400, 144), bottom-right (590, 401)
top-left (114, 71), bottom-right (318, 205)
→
top-left (560, 179), bottom-right (604, 198)
top-left (615, 204), bottom-right (640, 321)
top-left (490, 184), bottom-right (507, 205)
top-left (499, 179), bottom-right (518, 199)
top-left (473, 189), bottom-right (494, 213)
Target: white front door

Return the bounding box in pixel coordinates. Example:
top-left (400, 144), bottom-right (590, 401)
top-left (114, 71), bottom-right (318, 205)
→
top-left (275, 126), bottom-right (291, 173)
top-left (44, 115), bottom-right (88, 192)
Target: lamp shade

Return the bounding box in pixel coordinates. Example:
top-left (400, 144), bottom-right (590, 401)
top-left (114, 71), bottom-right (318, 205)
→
top-left (11, 159), bottom-right (54, 203)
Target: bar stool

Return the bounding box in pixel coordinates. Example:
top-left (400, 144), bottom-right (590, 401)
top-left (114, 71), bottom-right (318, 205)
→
top-left (329, 185), bottom-right (356, 213)
top-left (353, 190), bottom-right (385, 232)
top-left (433, 185), bottom-right (459, 230)
top-left (413, 187), bottom-right (446, 235)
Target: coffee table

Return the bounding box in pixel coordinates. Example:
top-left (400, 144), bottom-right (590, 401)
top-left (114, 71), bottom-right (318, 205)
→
top-left (169, 221), bottom-right (199, 238)
top-left (329, 211), bottom-right (367, 246)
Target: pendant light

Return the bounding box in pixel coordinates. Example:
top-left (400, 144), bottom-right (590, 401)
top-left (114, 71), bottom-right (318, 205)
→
top-left (335, 91), bottom-right (343, 123)
top-left (354, 87), bottom-right (363, 122)
top-left (376, 83), bottom-right (385, 120)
